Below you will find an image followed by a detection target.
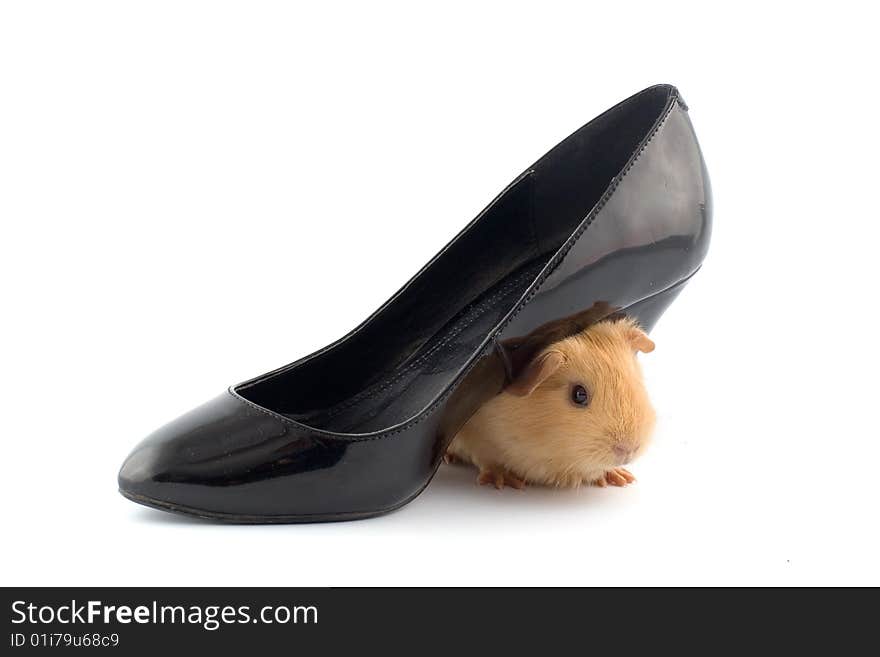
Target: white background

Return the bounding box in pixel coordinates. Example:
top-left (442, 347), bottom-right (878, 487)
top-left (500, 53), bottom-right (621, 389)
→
top-left (2, 1), bottom-right (878, 586)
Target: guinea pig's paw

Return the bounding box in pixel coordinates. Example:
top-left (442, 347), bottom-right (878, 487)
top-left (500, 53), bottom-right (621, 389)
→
top-left (477, 467), bottom-right (526, 490)
top-left (591, 467), bottom-right (636, 488)
top-left (443, 451), bottom-right (466, 465)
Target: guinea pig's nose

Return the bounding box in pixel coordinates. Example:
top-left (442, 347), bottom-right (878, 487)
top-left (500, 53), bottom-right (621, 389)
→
top-left (613, 445), bottom-right (635, 465)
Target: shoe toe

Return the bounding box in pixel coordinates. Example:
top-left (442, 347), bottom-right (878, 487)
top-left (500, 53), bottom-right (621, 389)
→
top-left (117, 391), bottom-right (297, 518)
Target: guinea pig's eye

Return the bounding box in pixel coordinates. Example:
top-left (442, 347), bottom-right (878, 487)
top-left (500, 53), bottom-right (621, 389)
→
top-left (571, 384), bottom-right (590, 407)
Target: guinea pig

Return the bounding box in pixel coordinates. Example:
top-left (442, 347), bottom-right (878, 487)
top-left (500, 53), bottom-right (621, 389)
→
top-left (445, 316), bottom-right (656, 489)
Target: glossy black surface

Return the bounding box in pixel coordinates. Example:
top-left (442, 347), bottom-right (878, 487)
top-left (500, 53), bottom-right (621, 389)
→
top-left (119, 84), bottom-right (712, 522)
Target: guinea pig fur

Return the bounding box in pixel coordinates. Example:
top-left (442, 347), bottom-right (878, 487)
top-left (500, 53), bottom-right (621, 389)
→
top-left (445, 317), bottom-right (656, 489)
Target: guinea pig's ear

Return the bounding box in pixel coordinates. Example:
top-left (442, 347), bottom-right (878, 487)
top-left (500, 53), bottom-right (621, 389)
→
top-left (627, 326), bottom-right (655, 354)
top-left (507, 349), bottom-right (565, 397)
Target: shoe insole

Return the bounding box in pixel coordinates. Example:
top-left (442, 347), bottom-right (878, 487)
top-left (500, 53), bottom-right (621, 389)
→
top-left (289, 256), bottom-right (547, 433)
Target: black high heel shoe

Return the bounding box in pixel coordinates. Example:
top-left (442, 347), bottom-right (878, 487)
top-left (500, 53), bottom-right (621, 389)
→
top-left (119, 83), bottom-right (711, 522)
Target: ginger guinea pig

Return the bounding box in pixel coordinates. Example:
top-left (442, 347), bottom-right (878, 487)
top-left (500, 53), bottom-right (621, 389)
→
top-left (445, 316), bottom-right (656, 489)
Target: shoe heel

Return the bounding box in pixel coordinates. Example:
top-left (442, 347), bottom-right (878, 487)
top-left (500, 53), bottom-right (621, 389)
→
top-left (623, 274), bottom-right (695, 331)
